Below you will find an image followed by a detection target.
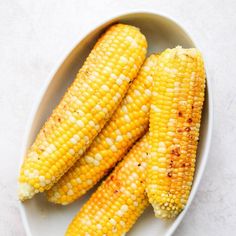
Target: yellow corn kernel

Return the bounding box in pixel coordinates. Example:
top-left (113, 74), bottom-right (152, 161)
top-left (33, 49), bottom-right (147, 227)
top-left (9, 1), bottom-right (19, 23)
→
top-left (18, 24), bottom-right (147, 201)
top-left (66, 134), bottom-right (149, 236)
top-left (46, 55), bottom-right (159, 205)
top-left (146, 46), bottom-right (206, 219)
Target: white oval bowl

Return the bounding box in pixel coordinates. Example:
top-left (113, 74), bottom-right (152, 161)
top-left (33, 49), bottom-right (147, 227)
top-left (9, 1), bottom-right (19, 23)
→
top-left (19, 11), bottom-right (213, 236)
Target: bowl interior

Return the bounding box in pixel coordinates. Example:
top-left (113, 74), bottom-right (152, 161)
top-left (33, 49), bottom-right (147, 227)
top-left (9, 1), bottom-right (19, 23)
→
top-left (21, 12), bottom-right (210, 236)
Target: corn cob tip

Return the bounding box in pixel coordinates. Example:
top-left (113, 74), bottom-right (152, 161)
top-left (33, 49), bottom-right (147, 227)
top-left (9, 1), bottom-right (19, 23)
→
top-left (152, 202), bottom-right (180, 219)
top-left (166, 46), bottom-right (201, 59)
top-left (18, 182), bottom-right (35, 201)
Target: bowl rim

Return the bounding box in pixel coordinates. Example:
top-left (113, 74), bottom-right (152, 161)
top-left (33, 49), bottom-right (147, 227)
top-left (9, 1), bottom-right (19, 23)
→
top-left (18, 9), bottom-right (213, 236)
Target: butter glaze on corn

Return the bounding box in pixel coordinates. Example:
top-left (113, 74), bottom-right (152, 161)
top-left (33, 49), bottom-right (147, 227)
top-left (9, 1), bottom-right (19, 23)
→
top-left (18, 24), bottom-right (147, 200)
top-left (47, 55), bottom-right (159, 205)
top-left (147, 47), bottom-right (205, 219)
top-left (66, 134), bottom-right (149, 236)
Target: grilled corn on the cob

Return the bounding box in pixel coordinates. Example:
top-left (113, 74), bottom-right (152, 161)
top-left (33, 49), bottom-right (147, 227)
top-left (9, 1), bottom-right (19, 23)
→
top-left (47, 55), bottom-right (159, 205)
top-left (146, 46), bottom-right (205, 219)
top-left (18, 24), bottom-right (147, 200)
top-left (66, 134), bottom-right (149, 236)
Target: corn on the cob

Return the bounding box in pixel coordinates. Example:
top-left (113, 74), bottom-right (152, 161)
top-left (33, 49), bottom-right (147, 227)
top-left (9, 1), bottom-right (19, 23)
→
top-left (46, 55), bottom-right (158, 205)
top-left (146, 46), bottom-right (205, 219)
top-left (66, 134), bottom-right (149, 236)
top-left (18, 24), bottom-right (147, 201)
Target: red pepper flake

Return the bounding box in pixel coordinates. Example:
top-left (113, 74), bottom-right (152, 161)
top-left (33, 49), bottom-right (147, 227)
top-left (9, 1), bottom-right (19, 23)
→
top-left (167, 172), bottom-right (172, 177)
top-left (187, 118), bottom-right (193, 123)
top-left (178, 111), bottom-right (183, 117)
top-left (185, 127), bottom-right (191, 132)
top-left (171, 147), bottom-right (181, 156)
top-left (188, 134), bottom-right (194, 140)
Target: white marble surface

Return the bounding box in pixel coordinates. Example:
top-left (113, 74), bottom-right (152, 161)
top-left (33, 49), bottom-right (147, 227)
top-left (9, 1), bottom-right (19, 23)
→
top-left (1, 0), bottom-right (236, 235)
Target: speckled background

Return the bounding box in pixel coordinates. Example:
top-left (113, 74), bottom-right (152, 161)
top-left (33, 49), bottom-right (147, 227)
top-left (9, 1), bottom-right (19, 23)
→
top-left (1, 0), bottom-right (236, 235)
